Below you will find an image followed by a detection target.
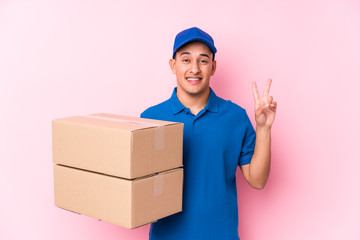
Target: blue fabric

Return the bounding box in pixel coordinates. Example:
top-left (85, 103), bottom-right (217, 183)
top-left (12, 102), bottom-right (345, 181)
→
top-left (140, 88), bottom-right (256, 240)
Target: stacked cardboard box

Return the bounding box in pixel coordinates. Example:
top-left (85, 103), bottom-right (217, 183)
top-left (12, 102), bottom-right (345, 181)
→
top-left (52, 113), bottom-right (184, 229)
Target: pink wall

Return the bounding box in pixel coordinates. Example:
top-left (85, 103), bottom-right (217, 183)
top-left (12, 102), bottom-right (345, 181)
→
top-left (1, 0), bottom-right (359, 239)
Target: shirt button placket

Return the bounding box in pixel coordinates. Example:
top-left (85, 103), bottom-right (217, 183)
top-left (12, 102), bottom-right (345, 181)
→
top-left (192, 119), bottom-right (200, 136)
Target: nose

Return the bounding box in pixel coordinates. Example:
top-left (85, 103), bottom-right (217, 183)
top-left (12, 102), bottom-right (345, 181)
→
top-left (189, 61), bottom-right (200, 75)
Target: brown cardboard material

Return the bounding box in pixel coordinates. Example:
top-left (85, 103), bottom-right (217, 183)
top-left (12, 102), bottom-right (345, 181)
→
top-left (54, 164), bottom-right (183, 229)
top-left (52, 113), bottom-right (183, 179)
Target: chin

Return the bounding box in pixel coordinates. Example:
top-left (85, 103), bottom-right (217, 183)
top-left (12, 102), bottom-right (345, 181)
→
top-left (186, 87), bottom-right (208, 96)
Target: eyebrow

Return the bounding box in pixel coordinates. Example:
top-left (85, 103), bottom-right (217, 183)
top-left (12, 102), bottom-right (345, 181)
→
top-left (179, 52), bottom-right (210, 59)
top-left (200, 53), bottom-right (210, 59)
top-left (179, 52), bottom-right (191, 56)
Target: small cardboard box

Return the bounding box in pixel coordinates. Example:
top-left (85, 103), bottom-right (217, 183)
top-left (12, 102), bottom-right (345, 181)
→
top-left (54, 164), bottom-right (183, 229)
top-left (52, 113), bottom-right (183, 179)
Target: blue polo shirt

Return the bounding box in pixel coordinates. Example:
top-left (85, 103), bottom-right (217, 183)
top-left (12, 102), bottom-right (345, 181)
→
top-left (140, 87), bottom-right (256, 240)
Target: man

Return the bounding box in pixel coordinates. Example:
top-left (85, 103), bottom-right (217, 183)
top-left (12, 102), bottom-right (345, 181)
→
top-left (141, 27), bottom-right (277, 240)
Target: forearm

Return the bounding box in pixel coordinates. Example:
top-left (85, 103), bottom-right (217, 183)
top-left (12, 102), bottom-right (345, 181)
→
top-left (249, 126), bottom-right (271, 189)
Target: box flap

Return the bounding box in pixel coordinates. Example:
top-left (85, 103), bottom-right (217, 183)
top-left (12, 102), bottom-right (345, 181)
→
top-left (89, 113), bottom-right (182, 129)
top-left (53, 116), bottom-right (156, 131)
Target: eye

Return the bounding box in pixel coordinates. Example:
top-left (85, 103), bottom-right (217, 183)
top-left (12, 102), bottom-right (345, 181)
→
top-left (200, 59), bottom-right (208, 64)
top-left (182, 59), bottom-right (190, 63)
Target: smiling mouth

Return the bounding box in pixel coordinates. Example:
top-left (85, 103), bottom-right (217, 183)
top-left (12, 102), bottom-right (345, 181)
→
top-left (186, 77), bottom-right (202, 85)
top-left (186, 77), bottom-right (202, 81)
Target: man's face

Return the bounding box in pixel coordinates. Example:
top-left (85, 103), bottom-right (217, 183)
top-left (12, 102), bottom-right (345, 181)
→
top-left (169, 41), bottom-right (216, 99)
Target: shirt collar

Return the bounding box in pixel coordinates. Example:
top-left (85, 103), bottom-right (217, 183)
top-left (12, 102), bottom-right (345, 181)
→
top-left (169, 87), bottom-right (219, 115)
top-left (205, 88), bottom-right (219, 113)
top-left (169, 88), bottom-right (185, 114)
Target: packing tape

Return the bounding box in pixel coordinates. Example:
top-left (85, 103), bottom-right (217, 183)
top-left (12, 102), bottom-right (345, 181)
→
top-left (154, 126), bottom-right (164, 150)
top-left (85, 115), bottom-right (164, 150)
top-left (153, 173), bottom-right (164, 196)
top-left (86, 114), bottom-right (161, 126)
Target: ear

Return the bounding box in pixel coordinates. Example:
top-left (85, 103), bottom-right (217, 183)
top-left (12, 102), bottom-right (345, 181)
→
top-left (169, 58), bottom-right (176, 74)
top-left (211, 60), bottom-right (217, 76)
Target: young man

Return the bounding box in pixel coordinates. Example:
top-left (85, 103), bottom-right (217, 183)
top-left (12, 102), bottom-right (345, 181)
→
top-left (141, 27), bottom-right (277, 240)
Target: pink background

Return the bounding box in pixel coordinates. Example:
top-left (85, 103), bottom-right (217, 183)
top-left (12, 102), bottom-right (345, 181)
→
top-left (1, 0), bottom-right (359, 239)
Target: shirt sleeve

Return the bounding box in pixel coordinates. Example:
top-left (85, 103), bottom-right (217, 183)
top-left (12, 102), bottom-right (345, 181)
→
top-left (238, 113), bottom-right (256, 166)
top-left (140, 108), bottom-right (152, 119)
top-left (140, 106), bottom-right (160, 120)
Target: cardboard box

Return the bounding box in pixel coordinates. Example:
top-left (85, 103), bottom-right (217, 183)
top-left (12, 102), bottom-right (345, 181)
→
top-left (54, 164), bottom-right (183, 229)
top-left (52, 113), bottom-right (183, 179)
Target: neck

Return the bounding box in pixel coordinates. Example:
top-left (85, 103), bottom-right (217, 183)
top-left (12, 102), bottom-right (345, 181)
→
top-left (176, 87), bottom-right (210, 115)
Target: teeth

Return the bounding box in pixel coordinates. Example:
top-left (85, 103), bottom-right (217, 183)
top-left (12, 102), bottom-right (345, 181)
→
top-left (187, 78), bottom-right (200, 81)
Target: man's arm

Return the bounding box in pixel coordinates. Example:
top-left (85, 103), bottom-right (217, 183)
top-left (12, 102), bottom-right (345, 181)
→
top-left (240, 79), bottom-right (277, 190)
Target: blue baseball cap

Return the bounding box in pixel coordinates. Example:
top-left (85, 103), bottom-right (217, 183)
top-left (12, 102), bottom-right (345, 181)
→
top-left (172, 27), bottom-right (217, 60)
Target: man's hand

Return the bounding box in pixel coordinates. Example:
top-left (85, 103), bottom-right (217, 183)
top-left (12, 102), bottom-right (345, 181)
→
top-left (252, 78), bottom-right (277, 128)
top-left (241, 79), bottom-right (277, 190)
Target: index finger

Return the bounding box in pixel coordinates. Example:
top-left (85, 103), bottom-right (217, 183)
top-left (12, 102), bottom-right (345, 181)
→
top-left (252, 81), bottom-right (260, 103)
top-left (262, 78), bottom-right (272, 98)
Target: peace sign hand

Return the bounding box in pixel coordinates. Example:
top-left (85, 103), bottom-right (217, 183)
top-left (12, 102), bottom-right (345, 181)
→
top-left (252, 79), bottom-right (277, 128)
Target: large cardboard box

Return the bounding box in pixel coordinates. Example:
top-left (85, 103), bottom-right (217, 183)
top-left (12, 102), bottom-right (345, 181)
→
top-left (52, 113), bottom-right (183, 179)
top-left (54, 164), bottom-right (183, 229)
